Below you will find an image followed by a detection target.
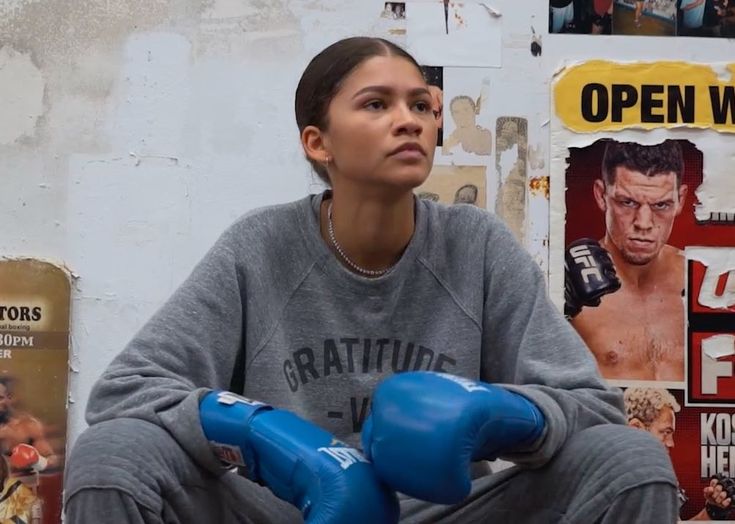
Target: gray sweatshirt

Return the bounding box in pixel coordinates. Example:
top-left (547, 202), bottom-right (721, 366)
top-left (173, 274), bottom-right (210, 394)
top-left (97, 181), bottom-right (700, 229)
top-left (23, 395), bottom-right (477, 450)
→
top-left (85, 192), bottom-right (625, 476)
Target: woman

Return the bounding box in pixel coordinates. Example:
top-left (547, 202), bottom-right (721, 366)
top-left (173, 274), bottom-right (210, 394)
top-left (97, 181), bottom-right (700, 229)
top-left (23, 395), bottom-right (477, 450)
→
top-left (63, 37), bottom-right (678, 523)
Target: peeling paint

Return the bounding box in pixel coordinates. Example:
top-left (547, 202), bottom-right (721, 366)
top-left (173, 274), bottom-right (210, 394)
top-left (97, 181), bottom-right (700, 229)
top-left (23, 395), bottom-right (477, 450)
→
top-left (479, 3), bottom-right (502, 18)
top-left (698, 212), bottom-right (735, 224)
top-left (0, 0), bottom-right (41, 17)
top-left (0, 256), bottom-right (74, 279)
top-left (129, 152), bottom-right (180, 167)
top-left (195, 0), bottom-right (300, 58)
top-left (703, 334), bottom-right (735, 359)
top-left (530, 28), bottom-right (541, 57)
top-left (687, 247), bottom-right (735, 310)
top-left (529, 176), bottom-right (550, 199)
top-left (527, 143), bottom-right (545, 170)
top-left (65, 47), bottom-right (120, 100)
top-left (301, 0), bottom-right (337, 11)
top-left (201, 0), bottom-right (259, 19)
top-left (0, 0), bottom-right (197, 152)
top-left (0, 0), bottom-right (173, 67)
top-left (0, 46), bottom-right (45, 145)
top-left (712, 63), bottom-right (733, 83)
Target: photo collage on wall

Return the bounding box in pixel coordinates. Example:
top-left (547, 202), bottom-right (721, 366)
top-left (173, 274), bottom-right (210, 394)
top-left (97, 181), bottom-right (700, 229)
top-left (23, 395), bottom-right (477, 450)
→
top-left (552, 60), bottom-right (735, 521)
top-left (549, 0), bottom-right (735, 37)
top-left (373, 1), bottom-right (549, 273)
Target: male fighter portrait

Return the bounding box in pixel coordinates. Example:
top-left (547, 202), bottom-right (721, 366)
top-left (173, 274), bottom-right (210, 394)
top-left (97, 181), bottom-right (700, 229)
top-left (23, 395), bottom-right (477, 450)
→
top-left (565, 140), bottom-right (688, 381)
top-left (0, 378), bottom-right (58, 481)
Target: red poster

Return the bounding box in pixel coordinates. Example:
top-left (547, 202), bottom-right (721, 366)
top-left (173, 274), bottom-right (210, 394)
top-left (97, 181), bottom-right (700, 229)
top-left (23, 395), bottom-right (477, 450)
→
top-left (564, 140), bottom-right (735, 521)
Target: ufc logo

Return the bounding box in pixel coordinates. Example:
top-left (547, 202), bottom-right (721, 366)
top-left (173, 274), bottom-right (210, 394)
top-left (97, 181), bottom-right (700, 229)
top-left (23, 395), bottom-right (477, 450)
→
top-left (569, 245), bottom-right (603, 284)
top-left (699, 268), bottom-right (735, 309)
top-left (686, 248), bottom-right (735, 403)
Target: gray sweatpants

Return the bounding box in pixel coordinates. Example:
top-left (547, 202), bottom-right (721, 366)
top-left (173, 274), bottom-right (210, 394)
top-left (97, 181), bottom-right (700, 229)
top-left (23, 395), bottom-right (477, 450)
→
top-left (64, 418), bottom-right (679, 523)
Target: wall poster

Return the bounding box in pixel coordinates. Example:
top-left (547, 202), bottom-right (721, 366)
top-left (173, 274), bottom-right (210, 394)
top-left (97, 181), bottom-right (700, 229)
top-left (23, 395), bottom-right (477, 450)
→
top-left (552, 60), bottom-right (735, 521)
top-left (0, 259), bottom-right (71, 524)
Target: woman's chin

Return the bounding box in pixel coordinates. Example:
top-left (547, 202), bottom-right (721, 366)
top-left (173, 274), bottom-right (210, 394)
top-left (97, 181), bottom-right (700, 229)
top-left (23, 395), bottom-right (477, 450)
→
top-left (391, 167), bottom-right (432, 190)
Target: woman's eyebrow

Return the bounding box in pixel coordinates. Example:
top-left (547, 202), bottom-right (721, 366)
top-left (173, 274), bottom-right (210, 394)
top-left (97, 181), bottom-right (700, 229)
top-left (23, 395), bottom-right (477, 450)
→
top-left (351, 86), bottom-right (431, 99)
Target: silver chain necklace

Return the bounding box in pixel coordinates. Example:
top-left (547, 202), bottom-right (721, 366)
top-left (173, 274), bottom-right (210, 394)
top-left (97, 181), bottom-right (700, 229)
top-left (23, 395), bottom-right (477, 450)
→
top-left (327, 202), bottom-right (395, 277)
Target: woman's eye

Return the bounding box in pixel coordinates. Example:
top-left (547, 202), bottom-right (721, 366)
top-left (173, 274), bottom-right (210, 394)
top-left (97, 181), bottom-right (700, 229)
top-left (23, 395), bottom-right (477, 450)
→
top-left (365, 100), bottom-right (385, 110)
top-left (413, 101), bottom-right (431, 113)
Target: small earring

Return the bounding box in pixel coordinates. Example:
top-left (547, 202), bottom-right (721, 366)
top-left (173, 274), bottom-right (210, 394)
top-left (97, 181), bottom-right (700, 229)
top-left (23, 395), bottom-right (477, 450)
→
top-left (325, 156), bottom-right (331, 165)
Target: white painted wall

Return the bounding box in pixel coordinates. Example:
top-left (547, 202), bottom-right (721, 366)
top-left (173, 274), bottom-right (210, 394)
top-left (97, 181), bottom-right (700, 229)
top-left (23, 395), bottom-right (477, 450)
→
top-left (0, 0), bottom-right (732, 449)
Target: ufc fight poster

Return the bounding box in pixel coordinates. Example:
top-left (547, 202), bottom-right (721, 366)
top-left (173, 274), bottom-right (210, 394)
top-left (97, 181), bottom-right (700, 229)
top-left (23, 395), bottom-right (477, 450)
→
top-left (0, 259), bottom-right (71, 524)
top-left (551, 61), bottom-right (735, 521)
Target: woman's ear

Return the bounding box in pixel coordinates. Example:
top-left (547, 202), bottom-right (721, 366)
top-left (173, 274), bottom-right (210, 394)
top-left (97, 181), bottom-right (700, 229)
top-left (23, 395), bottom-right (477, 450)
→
top-left (301, 125), bottom-right (330, 165)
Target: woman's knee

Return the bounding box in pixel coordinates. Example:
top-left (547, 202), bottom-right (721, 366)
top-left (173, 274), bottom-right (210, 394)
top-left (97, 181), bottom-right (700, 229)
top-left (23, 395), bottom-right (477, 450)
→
top-left (563, 424), bottom-right (677, 486)
top-left (65, 418), bottom-right (203, 503)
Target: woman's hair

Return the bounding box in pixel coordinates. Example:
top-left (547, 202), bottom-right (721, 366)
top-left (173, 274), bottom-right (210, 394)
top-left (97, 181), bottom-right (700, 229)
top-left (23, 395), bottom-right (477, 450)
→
top-left (295, 37), bottom-right (423, 185)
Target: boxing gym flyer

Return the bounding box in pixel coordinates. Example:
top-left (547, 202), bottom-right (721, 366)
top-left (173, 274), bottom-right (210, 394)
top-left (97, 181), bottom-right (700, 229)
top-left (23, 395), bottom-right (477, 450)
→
top-left (0, 259), bottom-right (71, 524)
top-left (551, 61), bottom-right (735, 522)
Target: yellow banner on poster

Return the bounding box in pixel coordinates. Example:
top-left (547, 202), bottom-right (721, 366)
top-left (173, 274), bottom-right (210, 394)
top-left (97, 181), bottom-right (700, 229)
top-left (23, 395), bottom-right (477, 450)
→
top-left (553, 61), bottom-right (735, 133)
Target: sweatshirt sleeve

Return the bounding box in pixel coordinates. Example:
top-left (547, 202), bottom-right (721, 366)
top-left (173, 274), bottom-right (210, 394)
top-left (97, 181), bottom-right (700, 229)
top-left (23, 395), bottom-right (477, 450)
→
top-left (85, 226), bottom-right (246, 475)
top-left (479, 217), bottom-right (626, 467)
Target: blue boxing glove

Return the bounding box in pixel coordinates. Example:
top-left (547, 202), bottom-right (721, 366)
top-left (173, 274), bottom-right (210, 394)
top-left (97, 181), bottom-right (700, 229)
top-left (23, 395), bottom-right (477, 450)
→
top-left (200, 390), bottom-right (399, 524)
top-left (361, 372), bottom-right (545, 505)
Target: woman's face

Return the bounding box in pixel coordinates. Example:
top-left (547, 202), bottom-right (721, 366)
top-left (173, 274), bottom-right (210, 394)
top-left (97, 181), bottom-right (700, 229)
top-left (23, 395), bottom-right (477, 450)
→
top-left (321, 55), bottom-right (437, 192)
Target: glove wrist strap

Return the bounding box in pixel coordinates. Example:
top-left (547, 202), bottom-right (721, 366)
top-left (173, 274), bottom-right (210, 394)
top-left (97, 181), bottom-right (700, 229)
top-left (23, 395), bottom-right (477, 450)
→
top-left (199, 390), bottom-right (272, 480)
